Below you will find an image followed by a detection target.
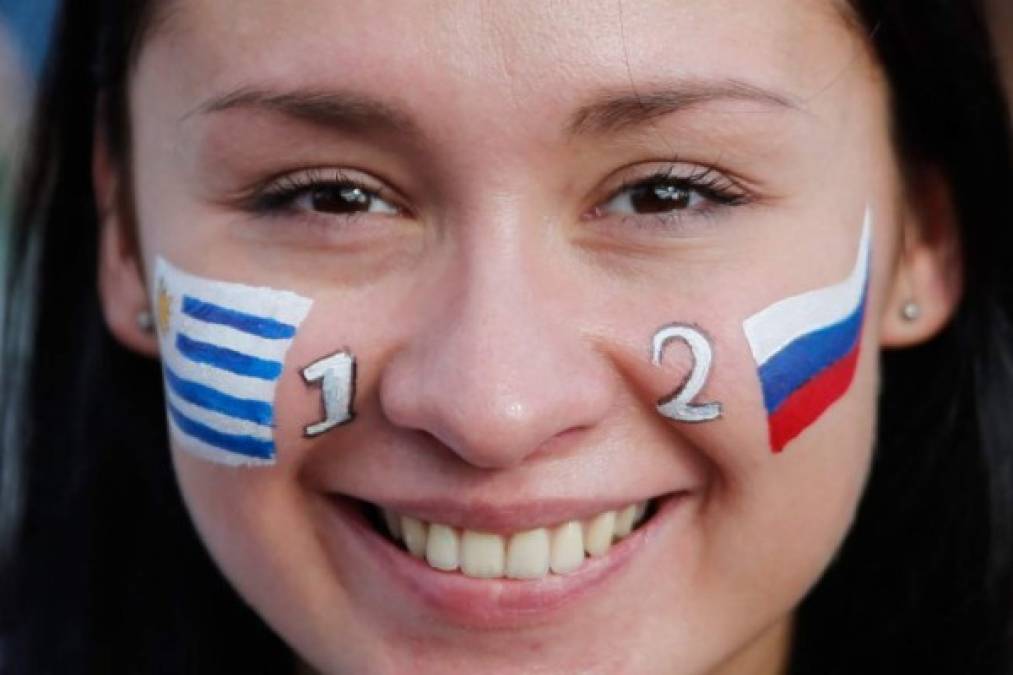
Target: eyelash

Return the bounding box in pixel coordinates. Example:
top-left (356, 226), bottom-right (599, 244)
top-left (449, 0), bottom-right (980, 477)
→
top-left (601, 165), bottom-right (750, 213)
top-left (243, 163), bottom-right (751, 224)
top-left (246, 168), bottom-right (403, 217)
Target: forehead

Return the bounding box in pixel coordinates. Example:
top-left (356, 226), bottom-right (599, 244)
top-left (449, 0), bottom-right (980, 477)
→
top-left (139, 0), bottom-right (867, 128)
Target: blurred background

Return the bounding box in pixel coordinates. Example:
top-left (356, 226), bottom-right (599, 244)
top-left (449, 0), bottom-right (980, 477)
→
top-left (0, 0), bottom-right (1009, 280)
top-left (0, 0), bottom-right (58, 277)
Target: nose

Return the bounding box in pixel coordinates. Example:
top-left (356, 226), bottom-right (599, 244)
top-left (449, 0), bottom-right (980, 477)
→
top-left (379, 242), bottom-right (616, 469)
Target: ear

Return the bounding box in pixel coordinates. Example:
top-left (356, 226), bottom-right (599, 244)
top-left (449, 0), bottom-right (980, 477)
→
top-left (880, 167), bottom-right (964, 348)
top-left (94, 124), bottom-right (160, 358)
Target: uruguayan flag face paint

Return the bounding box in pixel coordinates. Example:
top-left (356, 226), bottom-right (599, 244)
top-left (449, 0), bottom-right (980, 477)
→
top-left (154, 258), bottom-right (313, 466)
top-left (743, 207), bottom-right (872, 453)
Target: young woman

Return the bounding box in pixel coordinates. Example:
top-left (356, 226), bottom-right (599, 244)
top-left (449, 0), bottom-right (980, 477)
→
top-left (2, 1), bottom-right (1011, 673)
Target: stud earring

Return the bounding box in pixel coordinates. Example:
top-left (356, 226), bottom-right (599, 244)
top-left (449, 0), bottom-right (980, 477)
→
top-left (136, 309), bottom-right (155, 333)
top-left (900, 300), bottom-right (921, 322)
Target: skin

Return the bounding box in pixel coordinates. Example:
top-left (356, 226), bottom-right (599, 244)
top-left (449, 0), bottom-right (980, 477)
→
top-left (96, 1), bottom-right (962, 673)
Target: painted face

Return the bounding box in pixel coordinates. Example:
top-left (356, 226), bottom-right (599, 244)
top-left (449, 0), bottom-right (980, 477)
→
top-left (153, 257), bottom-right (314, 465)
top-left (744, 208), bottom-right (873, 452)
top-left (121, 1), bottom-right (908, 673)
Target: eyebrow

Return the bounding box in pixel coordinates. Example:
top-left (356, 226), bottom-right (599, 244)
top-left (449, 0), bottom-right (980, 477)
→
top-left (566, 80), bottom-right (802, 135)
top-left (184, 86), bottom-right (421, 136)
top-left (186, 78), bottom-right (800, 138)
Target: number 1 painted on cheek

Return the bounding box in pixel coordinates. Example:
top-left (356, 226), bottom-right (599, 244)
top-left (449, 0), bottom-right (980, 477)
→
top-left (302, 351), bottom-right (356, 436)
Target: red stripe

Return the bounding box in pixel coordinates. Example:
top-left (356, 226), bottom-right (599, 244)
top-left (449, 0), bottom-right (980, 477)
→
top-left (768, 342), bottom-right (861, 453)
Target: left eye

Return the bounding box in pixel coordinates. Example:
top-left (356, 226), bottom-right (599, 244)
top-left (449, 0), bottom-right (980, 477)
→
top-left (600, 180), bottom-right (706, 216)
top-left (292, 184), bottom-right (399, 216)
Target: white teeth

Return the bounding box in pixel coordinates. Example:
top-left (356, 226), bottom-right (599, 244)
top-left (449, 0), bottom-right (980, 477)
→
top-left (506, 528), bottom-right (551, 579)
top-left (550, 520), bottom-right (585, 575)
top-left (426, 523), bottom-right (460, 571)
top-left (379, 499), bottom-right (650, 579)
top-left (401, 516), bottom-right (427, 558)
top-left (583, 510), bottom-right (617, 557)
top-left (614, 503), bottom-right (637, 538)
top-left (460, 531), bottom-right (506, 578)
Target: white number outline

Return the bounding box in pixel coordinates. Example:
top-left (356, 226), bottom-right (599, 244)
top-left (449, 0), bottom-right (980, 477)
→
top-left (302, 350), bottom-right (356, 436)
top-left (652, 323), bottom-right (722, 423)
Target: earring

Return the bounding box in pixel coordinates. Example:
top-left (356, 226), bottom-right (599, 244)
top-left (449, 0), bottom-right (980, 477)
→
top-left (136, 309), bottom-right (155, 332)
top-left (900, 300), bottom-right (921, 322)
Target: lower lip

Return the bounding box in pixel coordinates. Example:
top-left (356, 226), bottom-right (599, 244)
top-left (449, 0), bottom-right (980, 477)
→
top-left (319, 492), bottom-right (687, 629)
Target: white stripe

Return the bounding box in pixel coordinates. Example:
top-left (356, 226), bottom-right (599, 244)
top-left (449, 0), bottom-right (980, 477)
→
top-left (743, 207), bottom-right (872, 366)
top-left (174, 313), bottom-right (294, 362)
top-left (162, 353), bottom-right (277, 402)
top-left (167, 414), bottom-right (275, 467)
top-left (165, 388), bottom-right (274, 440)
top-left (155, 257), bottom-right (313, 327)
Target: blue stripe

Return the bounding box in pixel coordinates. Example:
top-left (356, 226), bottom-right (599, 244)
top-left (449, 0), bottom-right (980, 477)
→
top-left (167, 402), bottom-right (275, 459)
top-left (164, 366), bottom-right (274, 426)
top-left (176, 333), bottom-right (282, 381)
top-left (759, 289), bottom-right (867, 415)
top-left (182, 295), bottom-right (297, 340)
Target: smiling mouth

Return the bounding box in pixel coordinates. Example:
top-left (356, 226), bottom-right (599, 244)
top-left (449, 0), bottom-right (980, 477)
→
top-left (359, 499), bottom-right (658, 580)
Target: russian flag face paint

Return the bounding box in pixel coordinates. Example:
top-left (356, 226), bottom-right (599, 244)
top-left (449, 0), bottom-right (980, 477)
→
top-left (154, 258), bottom-right (313, 466)
top-left (743, 208), bottom-right (872, 453)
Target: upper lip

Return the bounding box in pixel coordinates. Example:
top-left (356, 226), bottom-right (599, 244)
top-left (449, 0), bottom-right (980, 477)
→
top-left (339, 492), bottom-right (681, 534)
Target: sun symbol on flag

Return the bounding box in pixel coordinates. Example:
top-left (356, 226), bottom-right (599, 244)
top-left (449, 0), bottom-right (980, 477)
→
top-left (157, 279), bottom-right (173, 334)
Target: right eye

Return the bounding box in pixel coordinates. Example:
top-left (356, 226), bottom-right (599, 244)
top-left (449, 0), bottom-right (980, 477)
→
top-left (291, 183), bottom-right (399, 216)
top-left (251, 168), bottom-right (404, 219)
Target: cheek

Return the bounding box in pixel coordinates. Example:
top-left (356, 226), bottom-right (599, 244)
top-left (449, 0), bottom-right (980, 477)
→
top-left (270, 292), bottom-right (405, 455)
top-left (610, 280), bottom-right (874, 514)
top-left (629, 213), bottom-right (879, 617)
top-left (169, 289), bottom-right (425, 668)
top-left (630, 299), bottom-right (876, 644)
top-left (148, 257), bottom-right (379, 653)
top-left (173, 292), bottom-right (395, 565)
top-left (694, 335), bottom-right (876, 608)
top-left (168, 321), bottom-right (377, 665)
top-left (151, 257), bottom-right (314, 468)
top-left (591, 280), bottom-right (876, 662)
top-left (171, 450), bottom-right (373, 665)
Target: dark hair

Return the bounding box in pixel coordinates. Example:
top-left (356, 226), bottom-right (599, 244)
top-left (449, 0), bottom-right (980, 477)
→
top-left (1, 1), bottom-right (1011, 673)
top-left (792, 2), bottom-right (1013, 673)
top-left (0, 2), bottom-right (293, 673)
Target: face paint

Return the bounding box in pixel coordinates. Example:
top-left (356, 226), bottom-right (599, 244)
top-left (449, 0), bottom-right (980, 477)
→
top-left (154, 257), bottom-right (313, 466)
top-left (302, 350), bottom-right (356, 436)
top-left (652, 323), bottom-right (722, 423)
top-left (743, 207), bottom-right (872, 453)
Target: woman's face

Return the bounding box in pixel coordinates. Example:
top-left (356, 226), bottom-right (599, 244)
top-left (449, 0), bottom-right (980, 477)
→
top-left (102, 1), bottom-right (950, 672)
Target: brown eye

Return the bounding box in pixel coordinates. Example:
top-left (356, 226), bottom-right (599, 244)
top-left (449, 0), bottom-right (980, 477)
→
top-left (303, 185), bottom-right (398, 215)
top-left (629, 183), bottom-right (695, 214)
top-left (600, 179), bottom-right (705, 218)
top-left (309, 186), bottom-right (369, 214)
top-left (254, 170), bottom-right (403, 217)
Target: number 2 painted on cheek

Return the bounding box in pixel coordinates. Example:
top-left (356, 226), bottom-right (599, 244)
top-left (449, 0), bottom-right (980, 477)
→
top-left (652, 324), bottom-right (722, 423)
top-left (303, 351), bottom-right (356, 436)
